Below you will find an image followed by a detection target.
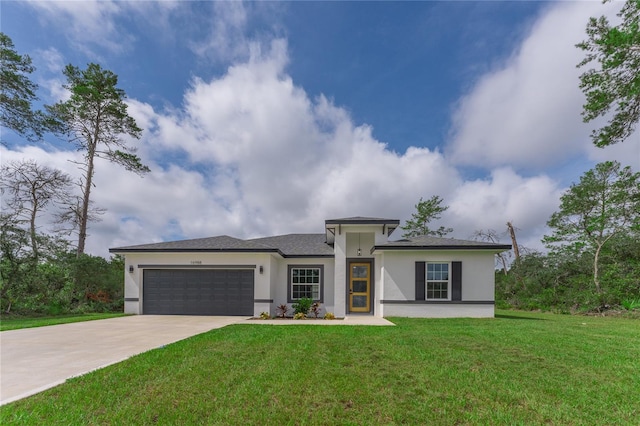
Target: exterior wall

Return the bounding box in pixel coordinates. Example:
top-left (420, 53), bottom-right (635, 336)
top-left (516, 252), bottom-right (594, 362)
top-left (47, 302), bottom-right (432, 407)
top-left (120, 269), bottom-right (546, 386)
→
top-left (378, 250), bottom-right (496, 318)
top-left (333, 231), bottom-right (347, 318)
top-left (119, 229), bottom-right (499, 319)
top-left (272, 257), bottom-right (335, 317)
top-left (382, 303), bottom-right (494, 318)
top-left (334, 225), bottom-right (390, 316)
top-left (122, 252), bottom-right (273, 316)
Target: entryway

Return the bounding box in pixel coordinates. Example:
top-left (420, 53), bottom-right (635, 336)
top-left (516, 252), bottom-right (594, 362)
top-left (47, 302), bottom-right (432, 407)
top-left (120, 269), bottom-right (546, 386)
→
top-left (348, 260), bottom-right (372, 313)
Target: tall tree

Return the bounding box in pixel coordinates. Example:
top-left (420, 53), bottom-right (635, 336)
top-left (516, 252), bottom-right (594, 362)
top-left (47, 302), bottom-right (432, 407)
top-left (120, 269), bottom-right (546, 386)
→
top-left (543, 161), bottom-right (640, 296)
top-left (46, 63), bottom-right (149, 255)
top-left (402, 196), bottom-right (453, 238)
top-left (577, 0), bottom-right (640, 147)
top-left (0, 160), bottom-right (72, 260)
top-left (0, 32), bottom-right (46, 142)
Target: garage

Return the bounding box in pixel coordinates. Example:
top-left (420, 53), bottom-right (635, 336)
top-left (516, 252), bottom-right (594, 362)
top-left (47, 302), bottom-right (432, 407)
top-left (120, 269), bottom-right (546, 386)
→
top-left (143, 269), bottom-right (254, 315)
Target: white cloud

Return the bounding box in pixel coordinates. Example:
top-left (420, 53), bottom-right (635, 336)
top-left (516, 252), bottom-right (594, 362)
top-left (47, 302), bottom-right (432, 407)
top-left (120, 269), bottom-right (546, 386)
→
top-left (26, 0), bottom-right (180, 59)
top-left (8, 2), bottom-right (605, 259)
top-left (190, 1), bottom-right (250, 62)
top-left (448, 168), bottom-right (563, 251)
top-left (586, 129), bottom-right (640, 171)
top-left (27, 0), bottom-right (130, 58)
top-left (447, 1), bottom-right (623, 170)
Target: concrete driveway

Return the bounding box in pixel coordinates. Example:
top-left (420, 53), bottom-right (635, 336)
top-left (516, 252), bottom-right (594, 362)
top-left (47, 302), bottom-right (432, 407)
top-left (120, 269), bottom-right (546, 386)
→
top-left (0, 315), bottom-right (246, 405)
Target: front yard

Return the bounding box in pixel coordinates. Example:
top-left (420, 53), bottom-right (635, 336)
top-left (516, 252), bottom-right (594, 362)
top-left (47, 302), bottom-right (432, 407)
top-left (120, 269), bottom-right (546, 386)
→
top-left (1, 310), bottom-right (638, 425)
top-left (0, 313), bottom-right (127, 331)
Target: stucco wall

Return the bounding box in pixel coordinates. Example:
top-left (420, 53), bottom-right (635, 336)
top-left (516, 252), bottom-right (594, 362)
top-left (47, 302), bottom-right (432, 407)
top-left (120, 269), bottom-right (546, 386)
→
top-left (382, 303), bottom-right (494, 318)
top-left (122, 252), bottom-right (273, 315)
top-left (380, 250), bottom-right (496, 302)
top-left (272, 257), bottom-right (335, 316)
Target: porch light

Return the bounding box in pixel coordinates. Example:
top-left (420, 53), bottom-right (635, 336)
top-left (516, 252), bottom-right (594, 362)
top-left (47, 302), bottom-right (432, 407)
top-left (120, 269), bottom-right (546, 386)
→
top-left (357, 233), bottom-right (362, 256)
top-left (129, 265), bottom-right (134, 273)
top-left (259, 265), bottom-right (264, 274)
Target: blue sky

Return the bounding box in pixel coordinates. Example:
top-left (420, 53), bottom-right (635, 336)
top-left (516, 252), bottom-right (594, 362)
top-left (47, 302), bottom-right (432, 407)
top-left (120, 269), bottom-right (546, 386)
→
top-left (1, 1), bottom-right (638, 257)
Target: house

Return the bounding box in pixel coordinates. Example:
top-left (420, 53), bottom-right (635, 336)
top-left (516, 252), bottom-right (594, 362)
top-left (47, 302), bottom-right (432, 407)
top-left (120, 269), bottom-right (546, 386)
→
top-left (109, 217), bottom-right (511, 318)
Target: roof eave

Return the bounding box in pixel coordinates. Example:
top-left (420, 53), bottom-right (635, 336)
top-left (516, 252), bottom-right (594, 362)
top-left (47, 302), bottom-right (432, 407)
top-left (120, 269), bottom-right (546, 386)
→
top-left (108, 248), bottom-right (281, 254)
top-left (281, 254), bottom-right (335, 259)
top-left (371, 244), bottom-right (512, 253)
top-left (325, 219), bottom-right (400, 225)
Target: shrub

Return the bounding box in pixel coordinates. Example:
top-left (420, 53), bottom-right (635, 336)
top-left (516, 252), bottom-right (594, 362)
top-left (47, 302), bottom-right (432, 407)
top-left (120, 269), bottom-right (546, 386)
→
top-left (323, 312), bottom-right (336, 320)
top-left (621, 299), bottom-right (640, 310)
top-left (259, 311), bottom-right (271, 320)
top-left (310, 302), bottom-right (321, 318)
top-left (293, 312), bottom-right (306, 320)
top-left (292, 298), bottom-right (312, 316)
top-left (276, 304), bottom-right (288, 318)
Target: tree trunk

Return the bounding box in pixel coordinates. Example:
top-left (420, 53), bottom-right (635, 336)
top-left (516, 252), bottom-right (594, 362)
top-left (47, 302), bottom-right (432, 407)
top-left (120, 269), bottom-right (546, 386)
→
top-left (593, 243), bottom-right (603, 296)
top-left (77, 149), bottom-right (96, 257)
top-left (497, 252), bottom-right (508, 275)
top-left (507, 222), bottom-right (520, 261)
top-left (29, 200), bottom-right (38, 261)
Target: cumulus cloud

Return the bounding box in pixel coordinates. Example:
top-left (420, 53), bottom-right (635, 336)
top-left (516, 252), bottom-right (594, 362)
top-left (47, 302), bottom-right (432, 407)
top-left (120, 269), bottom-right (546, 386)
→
top-left (6, 1), bottom-right (601, 258)
top-left (447, 1), bottom-right (623, 170)
top-left (4, 39), bottom-right (557, 257)
top-left (448, 168), bottom-right (563, 251)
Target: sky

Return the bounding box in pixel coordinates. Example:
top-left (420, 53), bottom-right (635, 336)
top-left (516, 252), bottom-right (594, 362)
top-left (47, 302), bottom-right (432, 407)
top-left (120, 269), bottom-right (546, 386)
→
top-left (1, 0), bottom-right (639, 258)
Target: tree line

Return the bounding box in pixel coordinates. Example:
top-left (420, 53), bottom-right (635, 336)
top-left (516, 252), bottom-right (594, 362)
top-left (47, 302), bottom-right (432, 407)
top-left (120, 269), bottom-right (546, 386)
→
top-left (404, 161), bottom-right (640, 314)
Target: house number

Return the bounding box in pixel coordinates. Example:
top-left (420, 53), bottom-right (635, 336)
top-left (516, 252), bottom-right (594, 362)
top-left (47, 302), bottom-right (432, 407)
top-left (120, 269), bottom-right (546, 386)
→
top-left (190, 260), bottom-right (202, 265)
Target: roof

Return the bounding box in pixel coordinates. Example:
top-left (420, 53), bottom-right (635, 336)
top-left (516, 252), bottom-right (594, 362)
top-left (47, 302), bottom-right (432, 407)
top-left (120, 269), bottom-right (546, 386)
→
top-left (324, 216), bottom-right (400, 244)
top-left (373, 235), bottom-right (512, 252)
top-left (248, 234), bottom-right (334, 257)
top-left (325, 216), bottom-right (400, 225)
top-left (109, 233), bottom-right (333, 257)
top-left (108, 235), bottom-right (276, 252)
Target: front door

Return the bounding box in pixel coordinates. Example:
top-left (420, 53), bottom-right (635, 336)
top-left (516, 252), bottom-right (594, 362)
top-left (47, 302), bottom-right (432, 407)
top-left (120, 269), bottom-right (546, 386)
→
top-left (349, 262), bottom-right (370, 312)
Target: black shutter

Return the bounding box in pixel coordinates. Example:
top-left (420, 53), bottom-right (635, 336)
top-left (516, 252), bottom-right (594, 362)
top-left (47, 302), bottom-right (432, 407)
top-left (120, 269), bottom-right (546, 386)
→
top-left (452, 261), bottom-right (462, 301)
top-left (415, 261), bottom-right (425, 300)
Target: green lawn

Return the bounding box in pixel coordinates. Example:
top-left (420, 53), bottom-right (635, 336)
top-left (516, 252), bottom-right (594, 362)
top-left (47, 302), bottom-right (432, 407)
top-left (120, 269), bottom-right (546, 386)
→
top-left (0, 313), bottom-right (128, 331)
top-left (1, 310), bottom-right (638, 425)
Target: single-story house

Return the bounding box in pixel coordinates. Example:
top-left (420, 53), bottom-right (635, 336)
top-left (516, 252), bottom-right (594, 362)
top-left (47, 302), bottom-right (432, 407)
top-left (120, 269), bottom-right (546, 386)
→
top-left (109, 216), bottom-right (511, 318)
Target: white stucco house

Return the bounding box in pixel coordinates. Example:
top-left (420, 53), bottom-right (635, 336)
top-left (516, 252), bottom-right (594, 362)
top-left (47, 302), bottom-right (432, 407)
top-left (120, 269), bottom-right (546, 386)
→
top-left (109, 217), bottom-right (511, 318)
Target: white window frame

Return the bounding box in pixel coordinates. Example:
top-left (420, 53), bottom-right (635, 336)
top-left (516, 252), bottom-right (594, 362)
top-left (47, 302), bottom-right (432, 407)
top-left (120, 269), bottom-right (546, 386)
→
top-left (426, 262), bottom-right (451, 301)
top-left (289, 266), bottom-right (322, 302)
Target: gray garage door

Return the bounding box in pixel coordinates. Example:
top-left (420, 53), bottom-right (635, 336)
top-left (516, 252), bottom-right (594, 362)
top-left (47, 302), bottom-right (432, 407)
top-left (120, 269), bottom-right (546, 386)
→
top-left (143, 269), bottom-right (254, 315)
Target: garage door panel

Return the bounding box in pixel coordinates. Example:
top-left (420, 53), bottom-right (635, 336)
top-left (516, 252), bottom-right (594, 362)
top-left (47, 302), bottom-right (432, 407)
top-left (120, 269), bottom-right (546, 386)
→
top-left (143, 269), bottom-right (254, 315)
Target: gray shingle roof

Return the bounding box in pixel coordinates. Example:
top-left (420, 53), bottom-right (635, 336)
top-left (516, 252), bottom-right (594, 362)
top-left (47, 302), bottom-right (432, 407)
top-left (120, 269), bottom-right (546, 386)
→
top-left (110, 234), bottom-right (333, 257)
top-left (109, 235), bottom-right (276, 252)
top-left (248, 234), bottom-right (334, 257)
top-left (373, 235), bottom-right (511, 251)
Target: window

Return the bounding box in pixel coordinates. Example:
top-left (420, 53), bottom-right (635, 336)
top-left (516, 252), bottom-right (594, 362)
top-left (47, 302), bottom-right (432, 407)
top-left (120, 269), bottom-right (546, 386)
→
top-left (426, 263), bottom-right (449, 300)
top-left (289, 266), bottom-right (323, 301)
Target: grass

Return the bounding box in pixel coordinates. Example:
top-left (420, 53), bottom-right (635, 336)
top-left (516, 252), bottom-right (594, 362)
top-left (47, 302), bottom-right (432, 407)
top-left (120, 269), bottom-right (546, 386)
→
top-left (0, 313), bottom-right (128, 331)
top-left (1, 310), bottom-right (639, 425)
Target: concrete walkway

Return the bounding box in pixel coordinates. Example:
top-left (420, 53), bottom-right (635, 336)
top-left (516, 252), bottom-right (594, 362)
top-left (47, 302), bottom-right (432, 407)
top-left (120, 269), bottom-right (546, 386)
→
top-left (0, 315), bottom-right (246, 405)
top-left (245, 316), bottom-right (395, 326)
